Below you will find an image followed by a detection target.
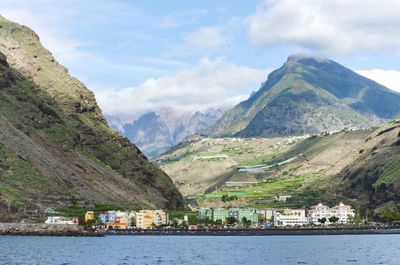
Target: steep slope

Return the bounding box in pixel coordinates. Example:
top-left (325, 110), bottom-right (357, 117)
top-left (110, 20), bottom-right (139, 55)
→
top-left (337, 121), bottom-right (400, 212)
top-left (0, 16), bottom-right (183, 220)
top-left (207, 55), bottom-right (400, 137)
top-left (115, 108), bottom-right (224, 158)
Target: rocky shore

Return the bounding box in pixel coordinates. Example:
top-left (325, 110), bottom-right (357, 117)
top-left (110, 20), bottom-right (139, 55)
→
top-left (0, 223), bottom-right (99, 236)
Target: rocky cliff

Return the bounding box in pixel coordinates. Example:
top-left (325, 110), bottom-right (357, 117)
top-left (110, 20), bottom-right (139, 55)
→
top-left (0, 15), bottom-right (183, 221)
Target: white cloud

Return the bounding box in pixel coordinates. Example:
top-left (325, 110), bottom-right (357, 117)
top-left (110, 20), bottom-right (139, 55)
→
top-left (185, 26), bottom-right (226, 51)
top-left (356, 69), bottom-right (400, 92)
top-left (92, 58), bottom-right (268, 119)
top-left (0, 8), bottom-right (85, 58)
top-left (158, 9), bottom-right (207, 29)
top-left (247, 0), bottom-right (400, 55)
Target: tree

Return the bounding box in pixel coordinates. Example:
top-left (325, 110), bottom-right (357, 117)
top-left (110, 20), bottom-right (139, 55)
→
top-left (221, 194), bottom-right (238, 202)
top-left (379, 209), bottom-right (400, 224)
top-left (241, 217), bottom-right (252, 228)
top-left (329, 216), bottom-right (339, 224)
top-left (214, 219), bottom-right (223, 228)
top-left (226, 216), bottom-right (237, 225)
top-left (318, 217), bottom-right (327, 225)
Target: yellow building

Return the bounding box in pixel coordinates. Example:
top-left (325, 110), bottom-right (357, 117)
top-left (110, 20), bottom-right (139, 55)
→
top-left (84, 211), bottom-right (95, 222)
top-left (135, 210), bottom-right (168, 229)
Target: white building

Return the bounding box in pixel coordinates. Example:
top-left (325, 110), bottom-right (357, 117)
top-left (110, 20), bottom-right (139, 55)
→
top-left (274, 209), bottom-right (309, 227)
top-left (331, 202), bottom-right (355, 224)
top-left (45, 216), bottom-right (78, 225)
top-left (308, 202), bottom-right (355, 225)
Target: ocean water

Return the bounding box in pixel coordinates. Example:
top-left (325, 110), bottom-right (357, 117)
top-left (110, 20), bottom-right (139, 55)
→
top-left (0, 235), bottom-right (399, 265)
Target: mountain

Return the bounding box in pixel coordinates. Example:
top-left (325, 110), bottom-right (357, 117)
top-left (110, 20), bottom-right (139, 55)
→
top-left (112, 108), bottom-right (224, 158)
top-left (337, 121), bottom-right (400, 213)
top-left (157, 129), bottom-right (373, 199)
top-left (207, 55), bottom-right (400, 137)
top-left (160, 121), bottom-right (400, 215)
top-left (0, 16), bottom-right (183, 220)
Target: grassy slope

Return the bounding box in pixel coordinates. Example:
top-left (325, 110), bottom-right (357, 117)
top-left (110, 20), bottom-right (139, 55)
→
top-left (158, 136), bottom-right (306, 197)
top-left (0, 16), bottom-right (183, 218)
top-left (159, 129), bottom-right (377, 210)
top-left (336, 121), bottom-right (400, 212)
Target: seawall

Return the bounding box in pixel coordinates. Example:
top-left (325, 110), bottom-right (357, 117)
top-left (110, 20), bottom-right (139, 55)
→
top-left (106, 227), bottom-right (400, 236)
top-left (0, 223), bottom-right (96, 236)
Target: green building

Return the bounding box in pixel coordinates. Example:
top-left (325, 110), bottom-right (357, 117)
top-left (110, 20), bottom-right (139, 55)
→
top-left (198, 208), bottom-right (213, 220)
top-left (198, 208), bottom-right (259, 224)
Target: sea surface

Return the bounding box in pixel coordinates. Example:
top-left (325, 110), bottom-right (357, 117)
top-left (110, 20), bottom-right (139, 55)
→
top-left (0, 234), bottom-right (399, 265)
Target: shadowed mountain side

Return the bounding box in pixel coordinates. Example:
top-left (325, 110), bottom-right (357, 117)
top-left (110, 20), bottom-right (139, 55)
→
top-left (0, 16), bottom-right (183, 220)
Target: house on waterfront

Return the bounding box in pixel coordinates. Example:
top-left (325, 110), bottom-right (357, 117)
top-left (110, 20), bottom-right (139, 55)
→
top-left (274, 209), bottom-right (309, 227)
top-left (198, 208), bottom-right (259, 224)
top-left (45, 216), bottom-right (78, 225)
top-left (308, 202), bottom-right (355, 225)
top-left (110, 211), bottom-right (129, 229)
top-left (99, 211), bottom-right (117, 224)
top-left (256, 208), bottom-right (276, 223)
top-left (84, 211), bottom-right (95, 222)
top-left (135, 210), bottom-right (168, 229)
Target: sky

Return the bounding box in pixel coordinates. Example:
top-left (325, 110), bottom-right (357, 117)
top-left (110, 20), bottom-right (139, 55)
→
top-left (1, 0), bottom-right (400, 121)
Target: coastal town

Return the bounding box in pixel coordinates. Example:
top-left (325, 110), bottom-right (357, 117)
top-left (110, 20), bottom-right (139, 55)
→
top-left (42, 202), bottom-right (357, 231)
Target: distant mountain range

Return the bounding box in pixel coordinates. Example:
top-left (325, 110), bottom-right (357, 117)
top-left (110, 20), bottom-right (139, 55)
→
top-left (206, 55), bottom-right (400, 137)
top-left (108, 108), bottom-right (224, 158)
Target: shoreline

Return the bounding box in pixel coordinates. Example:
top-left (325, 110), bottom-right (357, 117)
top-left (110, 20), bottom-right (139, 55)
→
top-left (105, 227), bottom-right (400, 236)
top-left (1, 224), bottom-right (400, 237)
top-left (0, 223), bottom-right (101, 237)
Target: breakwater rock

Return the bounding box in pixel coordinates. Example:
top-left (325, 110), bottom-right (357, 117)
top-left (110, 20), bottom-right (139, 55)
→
top-left (0, 223), bottom-right (95, 236)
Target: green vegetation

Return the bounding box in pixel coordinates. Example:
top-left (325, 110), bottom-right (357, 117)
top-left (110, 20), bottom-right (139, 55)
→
top-left (0, 143), bottom-right (48, 204)
top-left (373, 159), bottom-right (400, 188)
top-left (0, 16), bottom-right (184, 221)
top-left (221, 194), bottom-right (238, 202)
top-left (168, 211), bottom-right (199, 225)
top-left (56, 204), bottom-right (127, 217)
top-left (329, 216), bottom-right (339, 224)
top-left (225, 216), bottom-right (237, 225)
top-left (203, 176), bottom-right (307, 203)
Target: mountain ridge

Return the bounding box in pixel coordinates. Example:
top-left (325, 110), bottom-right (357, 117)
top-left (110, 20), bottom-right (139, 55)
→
top-left (0, 15), bottom-right (183, 220)
top-left (206, 55), bottom-right (400, 137)
top-left (109, 108), bottom-right (224, 158)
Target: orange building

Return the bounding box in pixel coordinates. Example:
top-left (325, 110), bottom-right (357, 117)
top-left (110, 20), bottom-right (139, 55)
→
top-left (106, 216), bottom-right (128, 229)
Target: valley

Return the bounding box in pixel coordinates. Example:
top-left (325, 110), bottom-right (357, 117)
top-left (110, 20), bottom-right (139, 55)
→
top-left (158, 125), bottom-right (400, 215)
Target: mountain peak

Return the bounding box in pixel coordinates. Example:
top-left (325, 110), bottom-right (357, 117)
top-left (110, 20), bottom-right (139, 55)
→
top-left (287, 54), bottom-right (331, 65)
top-left (208, 54), bottom-right (400, 138)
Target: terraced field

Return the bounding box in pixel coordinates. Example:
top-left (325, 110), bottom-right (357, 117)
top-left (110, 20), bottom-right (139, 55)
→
top-left (157, 129), bottom-right (375, 209)
top-left (157, 136), bottom-right (307, 197)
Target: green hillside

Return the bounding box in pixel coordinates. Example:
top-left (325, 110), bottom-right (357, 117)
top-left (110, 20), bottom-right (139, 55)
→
top-left (0, 16), bottom-right (183, 221)
top-left (158, 129), bottom-right (375, 209)
top-left (162, 121), bottom-right (400, 215)
top-left (206, 55), bottom-right (400, 137)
